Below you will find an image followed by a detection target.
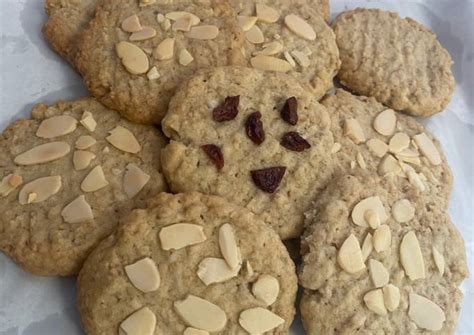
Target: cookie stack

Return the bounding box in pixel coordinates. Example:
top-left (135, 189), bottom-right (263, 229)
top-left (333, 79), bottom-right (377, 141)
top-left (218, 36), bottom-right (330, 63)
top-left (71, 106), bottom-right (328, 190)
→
top-left (0, 0), bottom-right (467, 334)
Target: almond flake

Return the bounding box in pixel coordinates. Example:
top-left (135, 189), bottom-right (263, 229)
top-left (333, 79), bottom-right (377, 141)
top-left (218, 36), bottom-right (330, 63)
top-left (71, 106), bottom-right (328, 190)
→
top-left (237, 16), bottom-right (258, 31)
top-left (432, 246), bottom-right (445, 276)
top-left (253, 41), bottom-right (283, 56)
top-left (413, 133), bottom-right (442, 165)
top-left (75, 135), bottom-right (96, 149)
top-left (116, 41), bottom-right (149, 75)
top-left (27, 193), bottom-right (37, 204)
top-left (159, 223), bottom-right (206, 250)
top-left (165, 11), bottom-right (200, 26)
top-left (156, 13), bottom-right (165, 23)
top-left (338, 234), bottom-right (365, 273)
top-left (80, 111), bottom-right (97, 132)
top-left (244, 260), bottom-right (254, 279)
top-left (219, 223), bottom-right (241, 269)
top-left (81, 165), bottom-right (109, 192)
top-left (184, 328), bottom-right (209, 335)
top-left (172, 18), bottom-right (192, 32)
top-left (250, 55), bottom-right (292, 72)
top-left (369, 259), bottom-right (389, 288)
top-left (406, 169), bottom-right (426, 191)
top-left (179, 49), bottom-right (194, 66)
top-left (344, 118), bottom-right (366, 144)
top-left (364, 289), bottom-right (387, 315)
top-left (330, 142), bottom-right (341, 154)
top-left (162, 18), bottom-right (171, 31)
top-left (174, 295), bottom-right (227, 332)
top-left (130, 26), bottom-right (156, 41)
top-left (61, 195), bottom-right (93, 224)
top-left (367, 138), bottom-right (388, 157)
top-left (383, 284), bottom-right (400, 311)
top-left (356, 152), bottom-right (367, 169)
top-left (283, 51), bottom-right (296, 67)
top-left (36, 115), bottom-right (77, 138)
top-left (19, 176), bottom-right (61, 205)
top-left (392, 199), bottom-right (415, 223)
top-left (291, 50), bottom-right (310, 67)
top-left (154, 38), bottom-right (175, 61)
top-left (361, 233), bottom-right (373, 261)
top-left (364, 209), bottom-right (380, 229)
top-left (389, 132), bottom-right (409, 154)
top-left (106, 126), bottom-right (141, 153)
top-left (0, 174), bottom-right (23, 196)
top-left (123, 163), bottom-right (150, 198)
top-left (197, 257), bottom-right (240, 286)
top-left (239, 308), bottom-right (284, 334)
top-left (373, 225), bottom-right (391, 253)
top-left (373, 109), bottom-right (396, 136)
top-left (252, 274), bottom-right (280, 306)
top-left (245, 25), bottom-right (264, 44)
top-left (147, 66), bottom-right (160, 80)
top-left (185, 25), bottom-right (219, 40)
top-left (400, 231), bottom-right (425, 280)
top-left (125, 257), bottom-right (160, 292)
top-left (408, 293), bottom-right (445, 331)
top-left (73, 150), bottom-right (96, 170)
top-left (351, 196), bottom-right (387, 227)
top-left (14, 142), bottom-right (70, 165)
top-left (284, 14), bottom-right (316, 40)
top-left (121, 14), bottom-right (142, 33)
top-left (120, 307), bottom-right (156, 335)
top-left (256, 4), bottom-right (280, 23)
top-left (378, 154), bottom-right (402, 176)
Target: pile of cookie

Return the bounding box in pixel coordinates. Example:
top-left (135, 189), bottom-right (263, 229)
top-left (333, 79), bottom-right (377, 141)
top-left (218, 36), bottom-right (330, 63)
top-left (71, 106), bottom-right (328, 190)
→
top-left (0, 0), bottom-right (468, 334)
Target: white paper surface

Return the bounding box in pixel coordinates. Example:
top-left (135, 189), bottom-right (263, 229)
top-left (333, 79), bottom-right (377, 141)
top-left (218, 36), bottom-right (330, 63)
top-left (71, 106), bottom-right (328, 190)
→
top-left (0, 0), bottom-right (472, 334)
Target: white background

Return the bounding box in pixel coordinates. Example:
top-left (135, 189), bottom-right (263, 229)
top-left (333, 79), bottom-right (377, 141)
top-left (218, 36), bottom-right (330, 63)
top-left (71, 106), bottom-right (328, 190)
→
top-left (0, 0), bottom-right (472, 334)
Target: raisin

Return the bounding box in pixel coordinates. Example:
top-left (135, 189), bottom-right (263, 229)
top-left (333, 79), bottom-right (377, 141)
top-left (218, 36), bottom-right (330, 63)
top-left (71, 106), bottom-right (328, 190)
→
top-left (245, 111), bottom-right (265, 145)
top-left (280, 132), bottom-right (311, 151)
top-left (201, 144), bottom-right (224, 170)
top-left (251, 166), bottom-right (286, 193)
top-left (280, 97), bottom-right (298, 125)
top-left (213, 96), bottom-right (240, 122)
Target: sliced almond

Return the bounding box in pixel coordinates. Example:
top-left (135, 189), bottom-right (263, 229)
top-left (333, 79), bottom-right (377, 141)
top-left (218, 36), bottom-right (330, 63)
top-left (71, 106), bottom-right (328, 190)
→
top-left (19, 176), bottom-right (61, 205)
top-left (179, 49), bottom-right (194, 66)
top-left (172, 18), bottom-right (192, 32)
top-left (408, 293), bottom-right (445, 331)
top-left (174, 295), bottom-right (227, 332)
top-left (185, 25), bottom-right (219, 40)
top-left (165, 11), bottom-right (200, 26)
top-left (330, 142), bottom-right (341, 154)
top-left (219, 223), bottom-right (241, 269)
top-left (369, 259), bottom-right (389, 288)
top-left (237, 15), bottom-right (258, 31)
top-left (162, 18), bottom-right (171, 31)
top-left (123, 163), bottom-right (150, 198)
top-left (245, 25), bottom-right (264, 44)
top-left (396, 148), bottom-right (421, 165)
top-left (432, 246), bottom-right (445, 276)
top-left (291, 50), bottom-right (310, 67)
top-left (36, 115), bottom-right (77, 138)
top-left (80, 111), bottom-right (96, 132)
top-left (121, 14), bottom-right (143, 33)
top-left (366, 138), bottom-right (389, 157)
top-left (119, 307), bottom-right (156, 335)
top-left (156, 13), bottom-right (165, 23)
top-left (106, 126), bottom-right (141, 153)
top-left (284, 14), bottom-right (316, 40)
top-left (413, 133), bottom-right (442, 165)
top-left (244, 260), bottom-right (254, 279)
top-left (197, 257), bottom-right (240, 286)
top-left (392, 199), bottom-right (415, 223)
top-left (75, 135), bottom-right (96, 149)
top-left (383, 284), bottom-right (400, 311)
top-left (116, 41), bottom-right (149, 75)
top-left (373, 109), bottom-right (396, 136)
top-left (364, 209), bottom-right (380, 229)
top-left (350, 161), bottom-right (356, 169)
top-left (356, 152), bottom-right (367, 169)
top-left (125, 257), bottom-right (160, 292)
top-left (154, 38), bottom-right (175, 61)
top-left (14, 142), bottom-right (70, 165)
top-left (337, 234), bottom-right (365, 273)
top-left (239, 307), bottom-right (284, 334)
top-left (147, 66), bottom-right (160, 80)
top-left (283, 51), bottom-right (296, 67)
top-left (389, 132), bottom-right (410, 153)
top-left (378, 154), bottom-right (401, 176)
top-left (73, 150), bottom-right (96, 170)
top-left (364, 289), bottom-right (387, 315)
top-left (406, 169), bottom-right (426, 191)
top-left (0, 174), bottom-right (23, 196)
top-left (361, 233), bottom-right (373, 262)
top-left (400, 231), bottom-right (425, 280)
top-left (159, 223), bottom-right (206, 250)
top-left (256, 4), bottom-right (280, 23)
top-left (373, 225), bottom-right (391, 253)
top-left (253, 41), bottom-right (283, 56)
top-left (27, 193), bottom-right (37, 204)
top-left (351, 196), bottom-right (387, 227)
top-left (184, 328), bottom-right (209, 335)
top-left (61, 195), bottom-right (93, 224)
top-left (81, 165), bottom-right (109, 192)
top-left (130, 26), bottom-right (156, 41)
top-left (344, 118), bottom-right (366, 144)
top-left (252, 274), bottom-right (279, 306)
top-left (250, 55), bottom-right (292, 72)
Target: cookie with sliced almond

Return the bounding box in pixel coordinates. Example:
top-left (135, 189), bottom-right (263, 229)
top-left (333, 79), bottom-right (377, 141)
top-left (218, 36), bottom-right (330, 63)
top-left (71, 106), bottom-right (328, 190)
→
top-left (0, 98), bottom-right (167, 276)
top-left (77, 192), bottom-right (297, 334)
top-left (299, 173), bottom-right (467, 334)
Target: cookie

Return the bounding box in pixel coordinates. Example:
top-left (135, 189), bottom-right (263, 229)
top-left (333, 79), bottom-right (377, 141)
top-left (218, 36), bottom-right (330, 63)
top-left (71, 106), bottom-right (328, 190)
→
top-left (42, 0), bottom-right (99, 63)
top-left (0, 98), bottom-right (168, 276)
top-left (161, 66), bottom-right (334, 239)
top-left (299, 173), bottom-right (468, 334)
top-left (75, 0), bottom-right (245, 124)
top-left (332, 8), bottom-right (455, 117)
top-left (323, 89), bottom-right (452, 210)
top-left (78, 192), bottom-right (297, 334)
top-left (233, 0), bottom-right (340, 99)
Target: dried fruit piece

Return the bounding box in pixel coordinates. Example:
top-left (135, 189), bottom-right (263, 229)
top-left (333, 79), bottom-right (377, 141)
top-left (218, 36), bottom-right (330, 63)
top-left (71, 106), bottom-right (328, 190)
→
top-left (338, 234), bottom-right (365, 273)
top-left (174, 295), bottom-right (227, 332)
top-left (280, 97), bottom-right (297, 125)
top-left (280, 132), bottom-right (310, 152)
top-left (373, 225), bottom-right (391, 253)
top-left (80, 111), bottom-right (96, 132)
top-left (61, 195), bottom-right (93, 224)
top-left (245, 111), bottom-right (265, 145)
top-left (116, 41), bottom-right (149, 75)
top-left (185, 25), bottom-right (219, 40)
top-left (75, 135), bottom-right (96, 149)
top-left (392, 199), bottom-right (415, 223)
top-left (239, 308), bottom-right (284, 334)
top-left (130, 26), bottom-right (156, 41)
top-left (251, 167), bottom-right (286, 193)
top-left (291, 50), bottom-right (310, 67)
top-left (250, 55), bottom-right (292, 72)
top-left (14, 142), bottom-right (70, 165)
top-left (201, 144), bottom-right (224, 170)
top-left (361, 233), bottom-right (373, 261)
top-left (237, 16), bottom-right (258, 31)
top-left (253, 41), bottom-right (283, 56)
top-left (400, 231), bottom-right (425, 280)
top-left (432, 246), bottom-right (445, 276)
top-left (123, 164), bottom-right (150, 198)
top-left (373, 109), bottom-right (396, 136)
top-left (252, 274), bottom-right (279, 306)
top-left (165, 11), bottom-right (200, 26)
top-left (413, 133), bottom-right (442, 165)
top-left (364, 289), bottom-right (387, 315)
top-left (197, 257), bottom-right (240, 285)
top-left (81, 165), bottom-right (109, 192)
top-left (367, 138), bottom-right (388, 157)
top-left (184, 328), bottom-right (209, 335)
top-left (408, 293), bottom-right (445, 331)
top-left (154, 38), bottom-right (174, 60)
top-left (213, 96), bottom-right (239, 122)
top-left (389, 132), bottom-right (410, 153)
top-left (351, 196), bottom-right (387, 227)
top-left (159, 223), bottom-right (206, 250)
top-left (121, 14), bottom-right (142, 33)
top-left (344, 118), bottom-right (366, 144)
top-left (284, 14), bottom-right (316, 40)
top-left (125, 257), bottom-right (160, 292)
top-left (179, 49), bottom-right (194, 66)
top-left (369, 259), bottom-right (389, 288)
top-left (18, 176), bottom-right (61, 205)
top-left (106, 126), bottom-right (141, 153)
top-left (36, 115), bottom-right (77, 138)
top-left (383, 284), bottom-right (400, 311)
top-left (256, 4), bottom-right (279, 23)
top-left (119, 307), bottom-right (156, 335)
top-left (0, 174), bottom-right (23, 197)
top-left (219, 223), bottom-right (241, 269)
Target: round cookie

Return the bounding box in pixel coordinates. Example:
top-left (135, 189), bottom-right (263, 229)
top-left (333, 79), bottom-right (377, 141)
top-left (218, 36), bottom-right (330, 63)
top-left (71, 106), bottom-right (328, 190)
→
top-left (299, 173), bottom-right (468, 334)
top-left (76, 0), bottom-right (245, 124)
top-left (332, 8), bottom-right (455, 117)
top-left (161, 66), bottom-right (335, 239)
top-left (0, 98), bottom-right (168, 276)
top-left (233, 0), bottom-right (340, 99)
top-left (78, 192), bottom-right (297, 334)
top-left (323, 89), bottom-right (453, 210)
